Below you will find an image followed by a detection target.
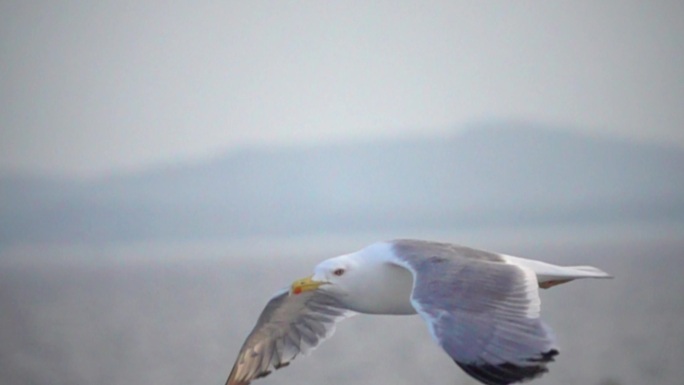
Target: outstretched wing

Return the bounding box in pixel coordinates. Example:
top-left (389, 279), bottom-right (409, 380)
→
top-left (225, 288), bottom-right (355, 385)
top-left (391, 241), bottom-right (559, 385)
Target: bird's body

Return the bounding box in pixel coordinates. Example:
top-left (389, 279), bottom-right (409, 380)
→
top-left (225, 239), bottom-right (611, 385)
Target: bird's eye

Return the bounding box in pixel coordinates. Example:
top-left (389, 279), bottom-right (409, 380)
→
top-left (333, 268), bottom-right (345, 276)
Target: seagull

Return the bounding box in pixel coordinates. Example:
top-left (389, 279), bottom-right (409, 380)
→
top-left (225, 239), bottom-right (612, 385)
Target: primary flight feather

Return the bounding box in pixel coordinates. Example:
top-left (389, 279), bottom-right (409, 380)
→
top-left (225, 239), bottom-right (612, 385)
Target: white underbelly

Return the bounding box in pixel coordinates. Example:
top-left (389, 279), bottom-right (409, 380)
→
top-left (349, 262), bottom-right (417, 315)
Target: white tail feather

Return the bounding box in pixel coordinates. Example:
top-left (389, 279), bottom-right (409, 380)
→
top-left (501, 254), bottom-right (613, 288)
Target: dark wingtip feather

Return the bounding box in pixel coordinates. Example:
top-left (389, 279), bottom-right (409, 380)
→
top-left (529, 348), bottom-right (559, 363)
top-left (456, 362), bottom-right (547, 385)
top-left (455, 349), bottom-right (560, 385)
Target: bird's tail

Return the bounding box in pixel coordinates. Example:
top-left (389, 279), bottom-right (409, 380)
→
top-left (503, 255), bottom-right (613, 289)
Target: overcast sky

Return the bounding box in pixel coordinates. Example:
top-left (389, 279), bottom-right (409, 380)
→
top-left (1, 1), bottom-right (683, 177)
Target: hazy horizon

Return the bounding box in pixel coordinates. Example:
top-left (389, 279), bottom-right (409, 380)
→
top-left (3, 120), bottom-right (680, 180)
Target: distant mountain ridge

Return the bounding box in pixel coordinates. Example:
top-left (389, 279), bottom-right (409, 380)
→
top-left (2, 123), bottom-right (683, 245)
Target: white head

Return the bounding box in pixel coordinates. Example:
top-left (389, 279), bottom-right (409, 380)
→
top-left (289, 253), bottom-right (360, 297)
top-left (289, 242), bottom-right (416, 314)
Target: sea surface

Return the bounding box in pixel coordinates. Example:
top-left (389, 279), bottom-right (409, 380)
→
top-left (1, 222), bottom-right (683, 385)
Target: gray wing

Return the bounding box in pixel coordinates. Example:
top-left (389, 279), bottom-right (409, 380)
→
top-left (225, 288), bottom-right (354, 385)
top-left (393, 242), bottom-right (558, 385)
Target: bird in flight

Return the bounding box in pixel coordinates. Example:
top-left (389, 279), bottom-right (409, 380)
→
top-left (225, 239), bottom-right (611, 385)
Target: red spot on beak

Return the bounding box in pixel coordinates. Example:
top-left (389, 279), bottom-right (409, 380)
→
top-left (293, 287), bottom-right (302, 295)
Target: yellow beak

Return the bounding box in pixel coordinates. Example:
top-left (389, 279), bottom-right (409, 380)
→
top-left (291, 275), bottom-right (326, 295)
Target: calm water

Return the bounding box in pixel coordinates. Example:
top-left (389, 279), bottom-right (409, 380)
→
top-left (1, 223), bottom-right (683, 385)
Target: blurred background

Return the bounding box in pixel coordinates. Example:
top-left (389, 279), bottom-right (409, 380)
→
top-left (1, 1), bottom-right (683, 385)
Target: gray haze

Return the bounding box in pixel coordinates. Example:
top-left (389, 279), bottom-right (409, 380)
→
top-left (3, 125), bottom-right (683, 245)
top-left (2, 5), bottom-right (683, 385)
top-left (2, 1), bottom-right (684, 177)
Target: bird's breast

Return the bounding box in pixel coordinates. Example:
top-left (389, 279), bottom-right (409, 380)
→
top-left (347, 262), bottom-right (417, 315)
